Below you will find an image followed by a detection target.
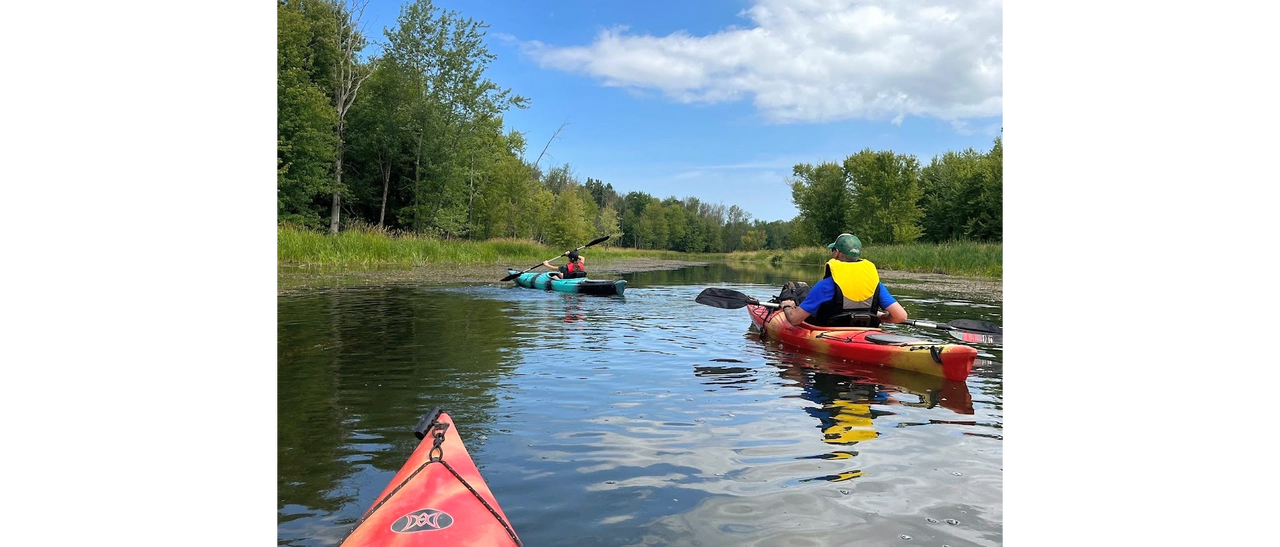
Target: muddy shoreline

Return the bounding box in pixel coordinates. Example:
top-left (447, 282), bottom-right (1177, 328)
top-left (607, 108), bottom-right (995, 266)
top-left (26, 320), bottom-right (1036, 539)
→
top-left (278, 258), bottom-right (1001, 302)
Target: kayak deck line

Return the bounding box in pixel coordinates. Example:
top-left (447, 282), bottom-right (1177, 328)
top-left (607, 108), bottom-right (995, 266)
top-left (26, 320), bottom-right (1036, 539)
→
top-left (414, 429), bottom-right (521, 546)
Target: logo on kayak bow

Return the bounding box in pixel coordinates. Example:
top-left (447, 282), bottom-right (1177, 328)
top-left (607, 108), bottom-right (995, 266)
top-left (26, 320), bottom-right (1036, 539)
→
top-left (391, 508), bottom-right (454, 533)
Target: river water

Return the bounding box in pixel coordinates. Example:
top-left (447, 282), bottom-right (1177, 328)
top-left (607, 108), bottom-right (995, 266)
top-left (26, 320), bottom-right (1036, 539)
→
top-left (278, 263), bottom-right (1003, 546)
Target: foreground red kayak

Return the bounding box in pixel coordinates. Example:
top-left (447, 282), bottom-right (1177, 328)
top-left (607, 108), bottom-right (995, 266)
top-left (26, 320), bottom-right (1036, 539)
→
top-left (339, 409), bottom-right (521, 546)
top-left (748, 304), bottom-right (977, 381)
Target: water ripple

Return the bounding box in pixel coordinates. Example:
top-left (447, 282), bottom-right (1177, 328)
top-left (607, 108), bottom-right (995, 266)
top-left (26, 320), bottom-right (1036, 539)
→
top-left (279, 276), bottom-right (1003, 546)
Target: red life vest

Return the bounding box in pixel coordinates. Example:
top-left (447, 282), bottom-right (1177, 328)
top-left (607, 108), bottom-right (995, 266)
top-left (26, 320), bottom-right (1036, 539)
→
top-left (563, 261), bottom-right (585, 278)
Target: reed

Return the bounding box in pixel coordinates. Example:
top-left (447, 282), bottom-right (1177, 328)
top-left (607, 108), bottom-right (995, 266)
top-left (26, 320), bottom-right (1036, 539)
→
top-left (279, 226), bottom-right (1000, 278)
top-left (726, 241), bottom-right (1001, 278)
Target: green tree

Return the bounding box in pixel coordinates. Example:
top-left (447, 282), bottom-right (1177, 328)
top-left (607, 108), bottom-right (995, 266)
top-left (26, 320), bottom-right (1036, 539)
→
top-left (740, 229), bottom-right (767, 251)
top-left (699, 201), bottom-right (726, 253)
top-left (384, 0), bottom-right (528, 236)
top-left (918, 135), bottom-right (1001, 242)
top-left (968, 136), bottom-right (1002, 241)
top-left (722, 204), bottom-right (751, 253)
top-left (843, 149), bottom-right (924, 244)
top-left (527, 187), bottom-right (557, 243)
top-left (594, 204), bottom-right (623, 246)
top-left (345, 58), bottom-right (416, 228)
top-left (326, 0), bottom-right (377, 233)
top-left (757, 219), bottom-right (795, 249)
top-left (584, 177), bottom-right (619, 211)
top-left (619, 191), bottom-right (657, 248)
top-left (542, 164), bottom-right (574, 194)
top-left (789, 162), bottom-right (851, 245)
top-left (920, 149), bottom-right (981, 242)
top-left (637, 201), bottom-right (669, 250)
top-left (277, 0), bottom-right (339, 228)
top-left (472, 133), bottom-right (541, 239)
top-left (659, 198), bottom-right (689, 252)
top-left (544, 183), bottom-right (592, 248)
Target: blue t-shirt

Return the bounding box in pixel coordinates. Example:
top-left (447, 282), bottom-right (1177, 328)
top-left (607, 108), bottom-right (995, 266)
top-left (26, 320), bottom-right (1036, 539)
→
top-left (798, 277), bottom-right (896, 314)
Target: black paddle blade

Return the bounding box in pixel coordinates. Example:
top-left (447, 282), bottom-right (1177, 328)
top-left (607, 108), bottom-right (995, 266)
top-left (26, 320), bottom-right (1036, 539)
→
top-left (695, 287), bottom-right (756, 309)
top-left (584, 235), bottom-right (610, 247)
top-left (499, 271), bottom-right (522, 282)
top-left (948, 319), bottom-right (1002, 334)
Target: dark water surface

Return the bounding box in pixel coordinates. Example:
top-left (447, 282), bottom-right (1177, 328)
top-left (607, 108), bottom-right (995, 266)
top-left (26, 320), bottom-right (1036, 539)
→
top-left (278, 263), bottom-right (1003, 546)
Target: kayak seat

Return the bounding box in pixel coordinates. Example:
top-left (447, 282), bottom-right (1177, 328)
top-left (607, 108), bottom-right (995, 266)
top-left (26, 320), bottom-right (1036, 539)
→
top-left (864, 334), bottom-right (924, 345)
top-left (806, 312), bottom-right (880, 328)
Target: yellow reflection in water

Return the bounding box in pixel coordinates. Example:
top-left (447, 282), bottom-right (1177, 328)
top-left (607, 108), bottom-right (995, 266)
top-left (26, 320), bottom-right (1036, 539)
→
top-left (821, 400), bottom-right (878, 444)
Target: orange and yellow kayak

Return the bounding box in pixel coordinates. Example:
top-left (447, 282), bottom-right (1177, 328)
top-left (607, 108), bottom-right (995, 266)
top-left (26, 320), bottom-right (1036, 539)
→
top-left (339, 409), bottom-right (521, 547)
top-left (748, 304), bottom-right (977, 382)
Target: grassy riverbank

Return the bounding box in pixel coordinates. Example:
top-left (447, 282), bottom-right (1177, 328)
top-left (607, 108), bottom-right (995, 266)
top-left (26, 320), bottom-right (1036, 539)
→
top-left (726, 241), bottom-right (1002, 278)
top-left (278, 226), bottom-right (1001, 278)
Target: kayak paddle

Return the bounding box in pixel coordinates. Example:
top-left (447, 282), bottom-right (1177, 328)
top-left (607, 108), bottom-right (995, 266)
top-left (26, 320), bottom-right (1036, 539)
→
top-left (696, 287), bottom-right (1001, 343)
top-left (694, 287), bottom-right (781, 309)
top-left (500, 235), bottom-right (611, 282)
top-left (902, 319), bottom-right (1003, 345)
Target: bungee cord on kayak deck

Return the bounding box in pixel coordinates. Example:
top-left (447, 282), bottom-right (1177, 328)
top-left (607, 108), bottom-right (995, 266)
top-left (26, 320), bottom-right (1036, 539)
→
top-left (338, 409), bottom-right (523, 547)
top-left (424, 427), bottom-right (523, 547)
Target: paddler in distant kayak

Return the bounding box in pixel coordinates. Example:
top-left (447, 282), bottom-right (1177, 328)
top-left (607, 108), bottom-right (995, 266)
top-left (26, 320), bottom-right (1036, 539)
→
top-left (543, 250), bottom-right (587, 279)
top-left (777, 233), bottom-right (909, 327)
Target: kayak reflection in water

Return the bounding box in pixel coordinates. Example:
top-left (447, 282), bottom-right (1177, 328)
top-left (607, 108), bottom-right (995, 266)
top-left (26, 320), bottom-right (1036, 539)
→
top-left (790, 369), bottom-right (898, 444)
top-left (771, 356), bottom-right (974, 483)
top-left (561, 294), bottom-right (584, 323)
top-left (783, 369), bottom-right (889, 483)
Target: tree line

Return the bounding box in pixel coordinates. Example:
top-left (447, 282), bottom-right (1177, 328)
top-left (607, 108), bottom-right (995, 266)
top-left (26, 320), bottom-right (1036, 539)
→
top-left (278, 0), bottom-right (1002, 252)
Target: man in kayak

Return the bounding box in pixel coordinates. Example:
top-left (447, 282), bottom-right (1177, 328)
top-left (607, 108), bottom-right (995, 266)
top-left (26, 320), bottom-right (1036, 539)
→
top-left (543, 250), bottom-right (587, 279)
top-left (777, 233), bottom-right (909, 327)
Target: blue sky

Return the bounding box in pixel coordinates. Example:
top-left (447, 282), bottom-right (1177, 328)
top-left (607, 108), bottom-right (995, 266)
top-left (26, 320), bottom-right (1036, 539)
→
top-left (356, 0), bottom-right (1003, 222)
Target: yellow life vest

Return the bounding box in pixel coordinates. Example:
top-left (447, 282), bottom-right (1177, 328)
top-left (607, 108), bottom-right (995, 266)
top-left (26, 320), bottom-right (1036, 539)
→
top-left (825, 258), bottom-right (879, 309)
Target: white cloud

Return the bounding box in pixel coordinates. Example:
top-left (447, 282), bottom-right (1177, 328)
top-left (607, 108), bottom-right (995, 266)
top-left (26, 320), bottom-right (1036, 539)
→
top-left (521, 0), bottom-right (1002, 124)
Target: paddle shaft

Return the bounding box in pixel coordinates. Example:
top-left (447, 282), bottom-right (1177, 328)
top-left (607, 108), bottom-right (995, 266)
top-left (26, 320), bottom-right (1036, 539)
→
top-left (903, 319), bottom-right (950, 331)
top-left (902, 318), bottom-right (1001, 335)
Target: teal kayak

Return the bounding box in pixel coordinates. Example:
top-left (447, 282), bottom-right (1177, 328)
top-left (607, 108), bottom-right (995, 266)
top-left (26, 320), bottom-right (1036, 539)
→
top-left (507, 269), bottom-right (626, 296)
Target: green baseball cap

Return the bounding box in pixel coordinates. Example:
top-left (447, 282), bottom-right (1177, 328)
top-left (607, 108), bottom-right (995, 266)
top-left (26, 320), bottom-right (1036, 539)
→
top-left (826, 233), bottom-right (862, 257)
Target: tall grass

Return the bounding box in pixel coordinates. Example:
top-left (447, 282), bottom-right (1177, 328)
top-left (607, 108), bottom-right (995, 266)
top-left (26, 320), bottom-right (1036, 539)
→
top-left (278, 225), bottom-right (541, 266)
top-left (279, 225), bottom-right (1001, 278)
top-left (727, 241), bottom-right (1002, 278)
